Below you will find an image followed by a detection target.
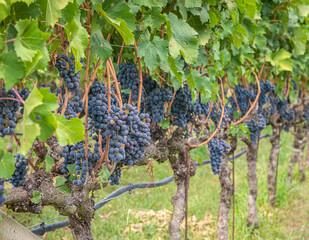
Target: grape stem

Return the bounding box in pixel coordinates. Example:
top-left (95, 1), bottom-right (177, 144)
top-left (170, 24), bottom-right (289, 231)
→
top-left (11, 87), bottom-right (25, 104)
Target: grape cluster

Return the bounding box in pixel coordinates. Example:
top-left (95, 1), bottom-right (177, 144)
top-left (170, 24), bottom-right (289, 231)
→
top-left (57, 96), bottom-right (83, 120)
top-left (19, 88), bottom-right (30, 114)
top-left (108, 164), bottom-right (122, 186)
top-left (171, 85), bottom-right (192, 128)
top-left (277, 100), bottom-right (295, 121)
top-left (193, 98), bottom-right (209, 116)
top-left (0, 179), bottom-right (6, 207)
top-left (210, 104), bottom-right (231, 128)
top-left (55, 54), bottom-right (84, 92)
top-left (0, 87), bottom-right (19, 137)
top-left (255, 81), bottom-right (275, 113)
top-left (207, 138), bottom-right (230, 175)
top-left (9, 154), bottom-right (28, 187)
top-left (61, 141), bottom-right (100, 185)
top-left (247, 114), bottom-right (266, 144)
top-left (144, 87), bottom-right (173, 123)
top-left (234, 85), bottom-right (255, 116)
top-left (118, 63), bottom-right (143, 103)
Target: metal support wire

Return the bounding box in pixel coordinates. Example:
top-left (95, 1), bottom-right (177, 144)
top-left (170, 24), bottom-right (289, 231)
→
top-left (30, 134), bottom-right (271, 235)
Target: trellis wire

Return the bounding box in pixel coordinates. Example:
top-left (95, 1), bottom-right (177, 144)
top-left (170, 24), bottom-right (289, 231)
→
top-left (30, 134), bottom-right (271, 235)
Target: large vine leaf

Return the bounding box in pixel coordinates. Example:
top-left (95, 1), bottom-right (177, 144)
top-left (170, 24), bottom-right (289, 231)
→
top-left (54, 114), bottom-right (85, 146)
top-left (65, 13), bottom-right (89, 70)
top-left (293, 28), bottom-right (307, 56)
top-left (102, 0), bottom-right (135, 31)
top-left (0, 153), bottom-right (16, 179)
top-left (0, 0), bottom-right (11, 22)
top-left (0, 51), bottom-right (25, 89)
top-left (137, 36), bottom-right (168, 70)
top-left (30, 88), bottom-right (58, 141)
top-left (165, 13), bottom-right (199, 64)
top-left (14, 19), bottom-right (50, 62)
top-left (38, 0), bottom-right (73, 26)
top-left (21, 87), bottom-right (43, 155)
top-left (267, 49), bottom-right (293, 72)
top-left (90, 30), bottom-right (113, 61)
top-left (142, 7), bottom-right (166, 31)
top-left (95, 4), bottom-right (134, 45)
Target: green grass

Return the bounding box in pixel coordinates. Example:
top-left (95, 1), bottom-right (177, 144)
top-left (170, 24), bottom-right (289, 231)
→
top-left (2, 130), bottom-right (309, 239)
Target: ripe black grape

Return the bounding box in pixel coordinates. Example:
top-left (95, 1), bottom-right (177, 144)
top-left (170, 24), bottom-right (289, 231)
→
top-left (9, 154), bottom-right (28, 187)
top-left (0, 87), bottom-right (19, 137)
top-left (207, 138), bottom-right (230, 175)
top-left (247, 114), bottom-right (266, 144)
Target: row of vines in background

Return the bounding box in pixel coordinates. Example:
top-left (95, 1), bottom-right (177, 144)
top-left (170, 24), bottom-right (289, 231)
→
top-left (0, 0), bottom-right (309, 239)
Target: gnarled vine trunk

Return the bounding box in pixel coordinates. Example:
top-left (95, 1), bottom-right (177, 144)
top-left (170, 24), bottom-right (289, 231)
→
top-left (217, 153), bottom-right (232, 240)
top-left (217, 136), bottom-right (237, 240)
top-left (288, 126), bottom-right (306, 183)
top-left (246, 141), bottom-right (259, 229)
top-left (69, 215), bottom-right (94, 240)
top-left (169, 151), bottom-right (196, 240)
top-left (268, 125), bottom-right (281, 207)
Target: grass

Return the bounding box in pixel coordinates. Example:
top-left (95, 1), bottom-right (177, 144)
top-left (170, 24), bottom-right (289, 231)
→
top-left (2, 130), bottom-right (309, 239)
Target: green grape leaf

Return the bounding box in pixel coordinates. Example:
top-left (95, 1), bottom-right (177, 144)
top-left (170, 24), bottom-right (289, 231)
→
top-left (165, 13), bottom-right (199, 64)
top-left (0, 0), bottom-right (11, 22)
top-left (14, 19), bottom-right (50, 62)
top-left (24, 50), bottom-right (42, 76)
top-left (142, 7), bottom-right (166, 31)
top-left (137, 36), bottom-right (168, 70)
top-left (167, 56), bottom-right (183, 85)
top-left (208, 10), bottom-right (218, 27)
top-left (62, 2), bottom-right (78, 22)
top-left (30, 190), bottom-right (42, 204)
top-left (243, 0), bottom-right (256, 19)
top-left (54, 114), bottom-right (85, 146)
top-left (184, 0), bottom-right (201, 8)
top-left (65, 13), bottom-right (89, 69)
top-left (12, 2), bottom-right (41, 20)
top-left (95, 4), bottom-right (134, 45)
top-left (46, 155), bottom-right (55, 173)
top-left (56, 177), bottom-right (71, 195)
top-left (0, 51), bottom-right (25, 89)
top-left (0, 153), bottom-right (16, 179)
top-left (102, 0), bottom-right (135, 31)
top-left (99, 166), bottom-right (110, 182)
top-left (38, 0), bottom-right (73, 27)
top-left (267, 49), bottom-right (293, 72)
top-left (90, 30), bottom-right (113, 61)
top-left (29, 88), bottom-right (58, 141)
top-left (12, 0), bottom-right (35, 4)
top-left (6, 24), bottom-right (17, 51)
top-left (158, 118), bottom-right (170, 129)
top-left (21, 87), bottom-right (43, 155)
top-left (293, 28), bottom-right (307, 56)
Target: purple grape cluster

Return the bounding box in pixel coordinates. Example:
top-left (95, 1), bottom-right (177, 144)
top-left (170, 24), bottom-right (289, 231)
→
top-left (0, 87), bottom-right (19, 137)
top-left (57, 96), bottom-right (83, 120)
top-left (207, 138), bottom-right (230, 175)
top-left (171, 85), bottom-right (193, 128)
top-left (55, 54), bottom-right (84, 92)
top-left (61, 141), bottom-right (100, 185)
top-left (277, 100), bottom-right (295, 121)
top-left (9, 154), bottom-right (28, 187)
top-left (234, 85), bottom-right (255, 116)
top-left (247, 114), bottom-right (266, 144)
top-left (0, 179), bottom-right (6, 206)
